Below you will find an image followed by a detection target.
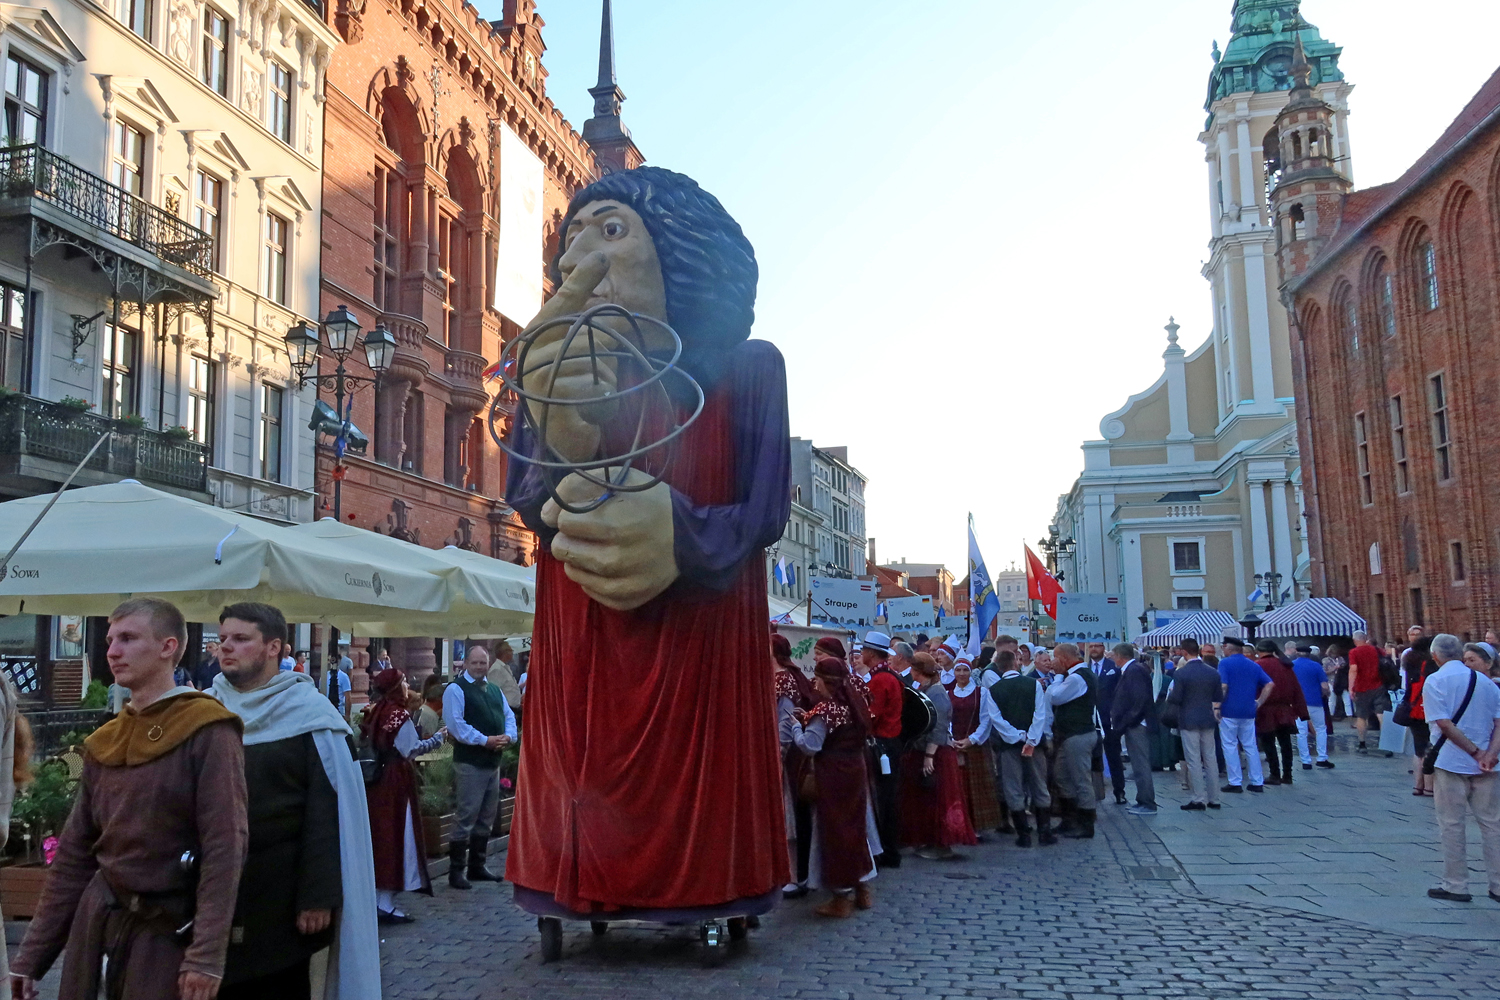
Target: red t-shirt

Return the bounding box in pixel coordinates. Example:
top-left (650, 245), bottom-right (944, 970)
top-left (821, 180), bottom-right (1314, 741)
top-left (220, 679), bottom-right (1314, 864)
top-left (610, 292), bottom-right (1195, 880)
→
top-left (867, 668), bottom-right (903, 740)
top-left (1349, 644), bottom-right (1383, 693)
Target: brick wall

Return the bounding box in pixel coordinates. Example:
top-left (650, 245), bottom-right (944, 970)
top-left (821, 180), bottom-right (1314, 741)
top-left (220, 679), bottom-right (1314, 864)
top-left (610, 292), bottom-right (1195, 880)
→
top-left (1288, 97), bottom-right (1500, 640)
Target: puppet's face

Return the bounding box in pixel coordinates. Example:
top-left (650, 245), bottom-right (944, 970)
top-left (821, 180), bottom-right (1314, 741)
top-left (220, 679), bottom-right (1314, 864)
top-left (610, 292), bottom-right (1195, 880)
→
top-left (559, 201), bottom-right (668, 326)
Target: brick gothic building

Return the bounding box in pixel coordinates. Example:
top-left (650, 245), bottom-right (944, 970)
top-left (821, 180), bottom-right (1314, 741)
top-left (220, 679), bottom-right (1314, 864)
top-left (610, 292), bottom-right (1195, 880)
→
top-left (1278, 50), bottom-right (1500, 639)
top-left (317, 0), bottom-right (631, 675)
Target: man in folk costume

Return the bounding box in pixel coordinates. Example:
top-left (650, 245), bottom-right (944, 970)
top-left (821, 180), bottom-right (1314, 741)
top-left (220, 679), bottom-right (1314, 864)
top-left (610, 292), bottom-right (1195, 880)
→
top-left (11, 598), bottom-right (247, 1000)
top-left (504, 167), bottom-right (792, 917)
top-left (209, 603), bottom-right (380, 1000)
top-left (442, 644), bottom-right (517, 890)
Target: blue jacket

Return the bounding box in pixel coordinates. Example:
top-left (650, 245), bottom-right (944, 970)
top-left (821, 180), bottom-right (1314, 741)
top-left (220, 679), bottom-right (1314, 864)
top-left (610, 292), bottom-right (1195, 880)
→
top-left (1110, 659), bottom-right (1155, 731)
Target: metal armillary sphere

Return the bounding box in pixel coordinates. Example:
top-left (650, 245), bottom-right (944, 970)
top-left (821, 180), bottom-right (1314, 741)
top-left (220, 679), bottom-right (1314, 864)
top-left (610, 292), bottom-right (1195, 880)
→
top-left (487, 303), bottom-right (704, 515)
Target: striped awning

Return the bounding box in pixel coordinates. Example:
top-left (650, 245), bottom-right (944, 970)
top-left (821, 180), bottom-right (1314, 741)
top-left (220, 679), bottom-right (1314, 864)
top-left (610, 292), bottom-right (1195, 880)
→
top-left (1256, 598), bottom-right (1366, 638)
top-left (1135, 610), bottom-right (1243, 645)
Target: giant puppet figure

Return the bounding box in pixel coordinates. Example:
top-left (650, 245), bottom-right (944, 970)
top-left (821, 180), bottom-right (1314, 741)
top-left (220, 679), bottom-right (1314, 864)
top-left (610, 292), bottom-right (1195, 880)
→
top-left (501, 167), bottom-right (791, 917)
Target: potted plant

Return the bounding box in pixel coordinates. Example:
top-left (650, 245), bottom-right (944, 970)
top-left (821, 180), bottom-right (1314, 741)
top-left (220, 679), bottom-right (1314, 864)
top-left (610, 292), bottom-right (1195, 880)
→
top-left (495, 737), bottom-right (520, 836)
top-left (2, 760), bottom-right (79, 918)
top-left (163, 425), bottom-right (193, 443)
top-left (54, 396), bottom-right (92, 419)
top-left (417, 753), bottom-right (456, 858)
top-left (116, 413), bottom-right (147, 431)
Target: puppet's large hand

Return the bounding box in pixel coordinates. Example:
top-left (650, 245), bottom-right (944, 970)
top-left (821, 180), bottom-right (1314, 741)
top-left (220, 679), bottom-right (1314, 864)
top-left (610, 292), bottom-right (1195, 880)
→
top-left (518, 252), bottom-right (621, 463)
top-left (543, 469), bottom-right (678, 611)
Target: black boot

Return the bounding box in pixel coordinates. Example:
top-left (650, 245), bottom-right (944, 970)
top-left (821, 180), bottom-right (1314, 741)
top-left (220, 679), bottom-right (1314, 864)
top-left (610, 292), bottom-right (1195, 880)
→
top-left (468, 836), bottom-right (501, 882)
top-left (448, 841), bottom-right (471, 890)
top-left (1054, 799), bottom-right (1078, 837)
top-left (1064, 808), bottom-right (1096, 839)
top-left (1037, 811), bottom-right (1058, 846)
top-left (1013, 812), bottom-right (1032, 848)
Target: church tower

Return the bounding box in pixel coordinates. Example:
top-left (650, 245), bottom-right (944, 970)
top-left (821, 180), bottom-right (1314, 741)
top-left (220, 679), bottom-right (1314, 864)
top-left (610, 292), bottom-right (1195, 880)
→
top-left (1269, 35), bottom-right (1352, 283)
top-left (581, 0), bottom-right (645, 175)
top-left (1200, 1), bottom-right (1351, 422)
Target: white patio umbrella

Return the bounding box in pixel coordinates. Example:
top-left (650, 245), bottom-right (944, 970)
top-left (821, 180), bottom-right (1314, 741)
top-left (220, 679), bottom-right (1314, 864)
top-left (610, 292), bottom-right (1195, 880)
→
top-left (0, 481), bottom-right (449, 624)
top-left (285, 519), bottom-right (535, 637)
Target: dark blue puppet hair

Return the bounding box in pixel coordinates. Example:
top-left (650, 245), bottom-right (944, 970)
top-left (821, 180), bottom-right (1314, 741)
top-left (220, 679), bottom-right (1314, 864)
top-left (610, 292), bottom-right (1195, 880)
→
top-left (549, 166), bottom-right (758, 389)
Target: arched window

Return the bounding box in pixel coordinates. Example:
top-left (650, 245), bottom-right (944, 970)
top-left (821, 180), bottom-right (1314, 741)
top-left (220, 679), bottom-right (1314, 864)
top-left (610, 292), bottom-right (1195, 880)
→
top-left (1344, 296), bottom-right (1359, 354)
top-left (1416, 240), bottom-right (1440, 311)
top-left (1374, 260), bottom-right (1396, 337)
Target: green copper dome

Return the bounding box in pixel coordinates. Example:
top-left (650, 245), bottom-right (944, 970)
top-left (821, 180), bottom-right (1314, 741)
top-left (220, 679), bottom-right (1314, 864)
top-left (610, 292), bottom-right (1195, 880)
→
top-left (1205, 1), bottom-right (1343, 115)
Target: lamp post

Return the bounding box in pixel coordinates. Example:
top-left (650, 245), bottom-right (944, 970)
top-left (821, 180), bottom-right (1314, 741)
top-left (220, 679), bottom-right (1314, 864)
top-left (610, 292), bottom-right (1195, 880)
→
top-left (286, 305), bottom-right (396, 522)
top-left (1254, 571), bottom-right (1284, 612)
top-left (1138, 602), bottom-right (1157, 634)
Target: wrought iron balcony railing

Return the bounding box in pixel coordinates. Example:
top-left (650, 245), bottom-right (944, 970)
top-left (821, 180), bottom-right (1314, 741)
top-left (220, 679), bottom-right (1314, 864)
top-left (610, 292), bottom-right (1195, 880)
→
top-left (0, 393), bottom-right (209, 492)
top-left (0, 144), bottom-right (214, 276)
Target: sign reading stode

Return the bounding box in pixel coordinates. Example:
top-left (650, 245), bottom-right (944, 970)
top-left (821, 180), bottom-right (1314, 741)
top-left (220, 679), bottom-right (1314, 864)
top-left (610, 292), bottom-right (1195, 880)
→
top-left (885, 595), bottom-right (934, 629)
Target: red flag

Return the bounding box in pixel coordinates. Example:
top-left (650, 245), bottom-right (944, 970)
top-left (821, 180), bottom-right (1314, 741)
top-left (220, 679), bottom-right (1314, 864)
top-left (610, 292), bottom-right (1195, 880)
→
top-left (1025, 544), bottom-right (1064, 621)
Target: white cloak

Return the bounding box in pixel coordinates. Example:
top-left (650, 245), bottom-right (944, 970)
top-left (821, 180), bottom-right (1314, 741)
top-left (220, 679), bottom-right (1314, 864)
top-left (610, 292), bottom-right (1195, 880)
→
top-left (210, 671), bottom-right (382, 1000)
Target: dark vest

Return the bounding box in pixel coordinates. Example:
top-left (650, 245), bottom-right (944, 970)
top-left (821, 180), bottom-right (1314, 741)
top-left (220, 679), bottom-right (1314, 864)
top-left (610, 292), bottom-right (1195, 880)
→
top-left (1052, 667), bottom-right (1097, 740)
top-left (992, 674), bottom-right (1038, 732)
top-left (452, 675), bottom-right (508, 769)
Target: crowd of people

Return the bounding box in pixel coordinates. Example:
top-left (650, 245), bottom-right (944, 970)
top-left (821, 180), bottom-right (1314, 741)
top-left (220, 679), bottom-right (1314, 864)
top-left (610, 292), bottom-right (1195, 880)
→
top-left (773, 623), bottom-right (1500, 915)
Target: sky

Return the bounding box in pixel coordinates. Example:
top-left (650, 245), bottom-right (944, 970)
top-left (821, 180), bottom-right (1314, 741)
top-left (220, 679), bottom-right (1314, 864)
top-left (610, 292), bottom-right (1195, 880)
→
top-left (521, 0), bottom-right (1500, 576)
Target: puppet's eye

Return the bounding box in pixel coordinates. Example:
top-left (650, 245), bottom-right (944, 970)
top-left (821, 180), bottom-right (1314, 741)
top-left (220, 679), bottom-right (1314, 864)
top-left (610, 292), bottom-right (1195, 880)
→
top-left (601, 219), bottom-right (625, 239)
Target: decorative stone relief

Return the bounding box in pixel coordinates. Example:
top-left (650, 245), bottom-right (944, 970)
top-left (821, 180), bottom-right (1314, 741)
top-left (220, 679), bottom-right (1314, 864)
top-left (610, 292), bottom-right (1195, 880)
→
top-left (242, 67), bottom-right (263, 118)
top-left (168, 0), bottom-right (197, 66)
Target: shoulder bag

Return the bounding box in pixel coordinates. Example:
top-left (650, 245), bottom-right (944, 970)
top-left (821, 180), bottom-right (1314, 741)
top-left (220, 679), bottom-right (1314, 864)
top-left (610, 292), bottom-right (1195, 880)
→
top-left (1422, 670), bottom-right (1478, 775)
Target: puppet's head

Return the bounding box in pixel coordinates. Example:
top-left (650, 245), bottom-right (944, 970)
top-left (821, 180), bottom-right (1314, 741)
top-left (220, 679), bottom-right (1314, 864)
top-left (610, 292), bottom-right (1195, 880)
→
top-left (549, 166), bottom-right (758, 388)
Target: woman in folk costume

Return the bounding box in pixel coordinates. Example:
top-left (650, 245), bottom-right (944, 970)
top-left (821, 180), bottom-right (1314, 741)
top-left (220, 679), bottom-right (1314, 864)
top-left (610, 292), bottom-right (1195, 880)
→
top-left (817, 636), bottom-right (870, 706)
top-left (773, 633), bottom-right (814, 898)
top-left (788, 655), bottom-right (880, 918)
top-left (944, 655), bottom-right (1007, 836)
top-left (362, 668), bottom-right (447, 923)
top-left (900, 653), bottom-right (977, 859)
top-left (934, 636), bottom-right (963, 686)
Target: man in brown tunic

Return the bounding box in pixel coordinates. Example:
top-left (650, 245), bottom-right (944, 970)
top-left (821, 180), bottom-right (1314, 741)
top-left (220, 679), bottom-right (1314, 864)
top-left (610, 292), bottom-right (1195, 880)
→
top-left (10, 598), bottom-right (247, 1000)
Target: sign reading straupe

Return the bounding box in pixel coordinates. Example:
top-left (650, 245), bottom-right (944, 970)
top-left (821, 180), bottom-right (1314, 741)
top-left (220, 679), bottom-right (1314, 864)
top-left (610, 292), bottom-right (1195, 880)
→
top-left (1054, 593), bottom-right (1124, 643)
top-left (885, 595), bottom-right (934, 630)
top-left (810, 577), bottom-right (878, 626)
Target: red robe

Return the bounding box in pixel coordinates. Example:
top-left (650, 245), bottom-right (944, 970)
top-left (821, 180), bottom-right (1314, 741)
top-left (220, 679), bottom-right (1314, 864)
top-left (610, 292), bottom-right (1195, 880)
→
top-left (505, 343), bottom-right (791, 913)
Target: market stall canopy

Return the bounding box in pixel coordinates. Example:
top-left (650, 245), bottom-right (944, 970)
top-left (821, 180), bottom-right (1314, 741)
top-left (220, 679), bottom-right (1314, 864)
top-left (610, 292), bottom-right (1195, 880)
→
top-left (1256, 598), bottom-right (1366, 638)
top-left (0, 481), bottom-right (449, 623)
top-left (1135, 610), bottom-right (1243, 645)
top-left (285, 520), bottom-right (534, 637)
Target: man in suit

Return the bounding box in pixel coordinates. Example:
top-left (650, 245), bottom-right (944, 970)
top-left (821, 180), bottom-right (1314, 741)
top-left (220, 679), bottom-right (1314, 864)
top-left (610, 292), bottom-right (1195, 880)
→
top-left (1110, 643), bottom-right (1157, 815)
top-left (1085, 641), bottom-right (1126, 805)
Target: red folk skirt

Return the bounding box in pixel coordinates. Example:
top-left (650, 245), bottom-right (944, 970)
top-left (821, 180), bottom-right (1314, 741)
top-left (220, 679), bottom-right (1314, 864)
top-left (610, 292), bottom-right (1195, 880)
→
top-left (366, 755), bottom-right (430, 894)
top-left (899, 745), bottom-right (978, 849)
top-left (812, 726), bottom-right (873, 890)
top-left (505, 386), bottom-right (788, 913)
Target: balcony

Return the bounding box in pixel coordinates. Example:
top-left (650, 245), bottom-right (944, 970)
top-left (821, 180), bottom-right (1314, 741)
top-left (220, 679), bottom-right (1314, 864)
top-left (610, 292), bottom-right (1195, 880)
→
top-left (0, 144), bottom-right (216, 303)
top-left (0, 393), bottom-right (209, 497)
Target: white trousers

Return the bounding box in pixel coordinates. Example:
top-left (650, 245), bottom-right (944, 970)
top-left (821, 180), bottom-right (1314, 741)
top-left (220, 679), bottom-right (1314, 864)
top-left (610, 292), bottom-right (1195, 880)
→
top-left (1219, 716), bottom-right (1263, 787)
top-left (1296, 706), bottom-right (1329, 763)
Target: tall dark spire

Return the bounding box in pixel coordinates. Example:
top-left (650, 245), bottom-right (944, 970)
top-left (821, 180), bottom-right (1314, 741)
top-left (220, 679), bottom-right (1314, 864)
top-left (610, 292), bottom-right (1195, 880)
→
top-left (582, 0), bottom-right (643, 175)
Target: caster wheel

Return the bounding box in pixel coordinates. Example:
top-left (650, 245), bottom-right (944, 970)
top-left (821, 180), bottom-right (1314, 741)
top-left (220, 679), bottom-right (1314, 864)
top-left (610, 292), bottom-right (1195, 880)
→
top-left (745, 915), bottom-right (760, 930)
top-left (538, 917), bottom-right (562, 963)
top-left (727, 917), bottom-right (747, 942)
top-left (700, 920), bottom-right (725, 967)
top-left (591, 921), bottom-right (608, 937)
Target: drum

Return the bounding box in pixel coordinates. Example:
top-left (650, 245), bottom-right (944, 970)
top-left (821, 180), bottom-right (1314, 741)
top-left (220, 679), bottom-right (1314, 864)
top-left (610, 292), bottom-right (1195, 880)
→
top-left (899, 686), bottom-right (936, 747)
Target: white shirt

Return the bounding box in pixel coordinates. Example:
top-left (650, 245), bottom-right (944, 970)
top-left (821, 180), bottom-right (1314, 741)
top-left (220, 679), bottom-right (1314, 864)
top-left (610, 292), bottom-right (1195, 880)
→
top-left (964, 676), bottom-right (1034, 746)
top-left (442, 674), bottom-right (519, 747)
top-left (1047, 664), bottom-right (1090, 706)
top-left (939, 669), bottom-right (956, 686)
top-left (1424, 662), bottom-right (1500, 776)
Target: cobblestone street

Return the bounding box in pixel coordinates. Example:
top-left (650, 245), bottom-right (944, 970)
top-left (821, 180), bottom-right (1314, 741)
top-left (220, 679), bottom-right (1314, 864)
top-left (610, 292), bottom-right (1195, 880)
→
top-left (377, 739), bottom-right (1500, 1000)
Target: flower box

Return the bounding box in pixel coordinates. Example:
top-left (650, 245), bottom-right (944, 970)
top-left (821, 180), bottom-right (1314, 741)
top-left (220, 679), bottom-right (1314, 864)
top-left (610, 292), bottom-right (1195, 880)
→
top-left (0, 862), bottom-right (50, 919)
top-left (493, 795), bottom-right (516, 837)
top-left (421, 812), bottom-right (455, 858)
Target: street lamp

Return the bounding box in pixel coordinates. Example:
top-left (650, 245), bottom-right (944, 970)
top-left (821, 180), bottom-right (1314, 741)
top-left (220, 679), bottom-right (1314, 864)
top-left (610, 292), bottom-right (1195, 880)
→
top-left (1254, 571), bottom-right (1284, 612)
top-left (286, 305), bottom-right (393, 521)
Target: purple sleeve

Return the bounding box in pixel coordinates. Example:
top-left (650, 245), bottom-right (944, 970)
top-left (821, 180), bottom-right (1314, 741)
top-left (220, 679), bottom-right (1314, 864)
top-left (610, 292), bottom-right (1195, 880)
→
top-left (670, 339), bottom-right (791, 591)
top-left (505, 339), bottom-right (792, 593)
